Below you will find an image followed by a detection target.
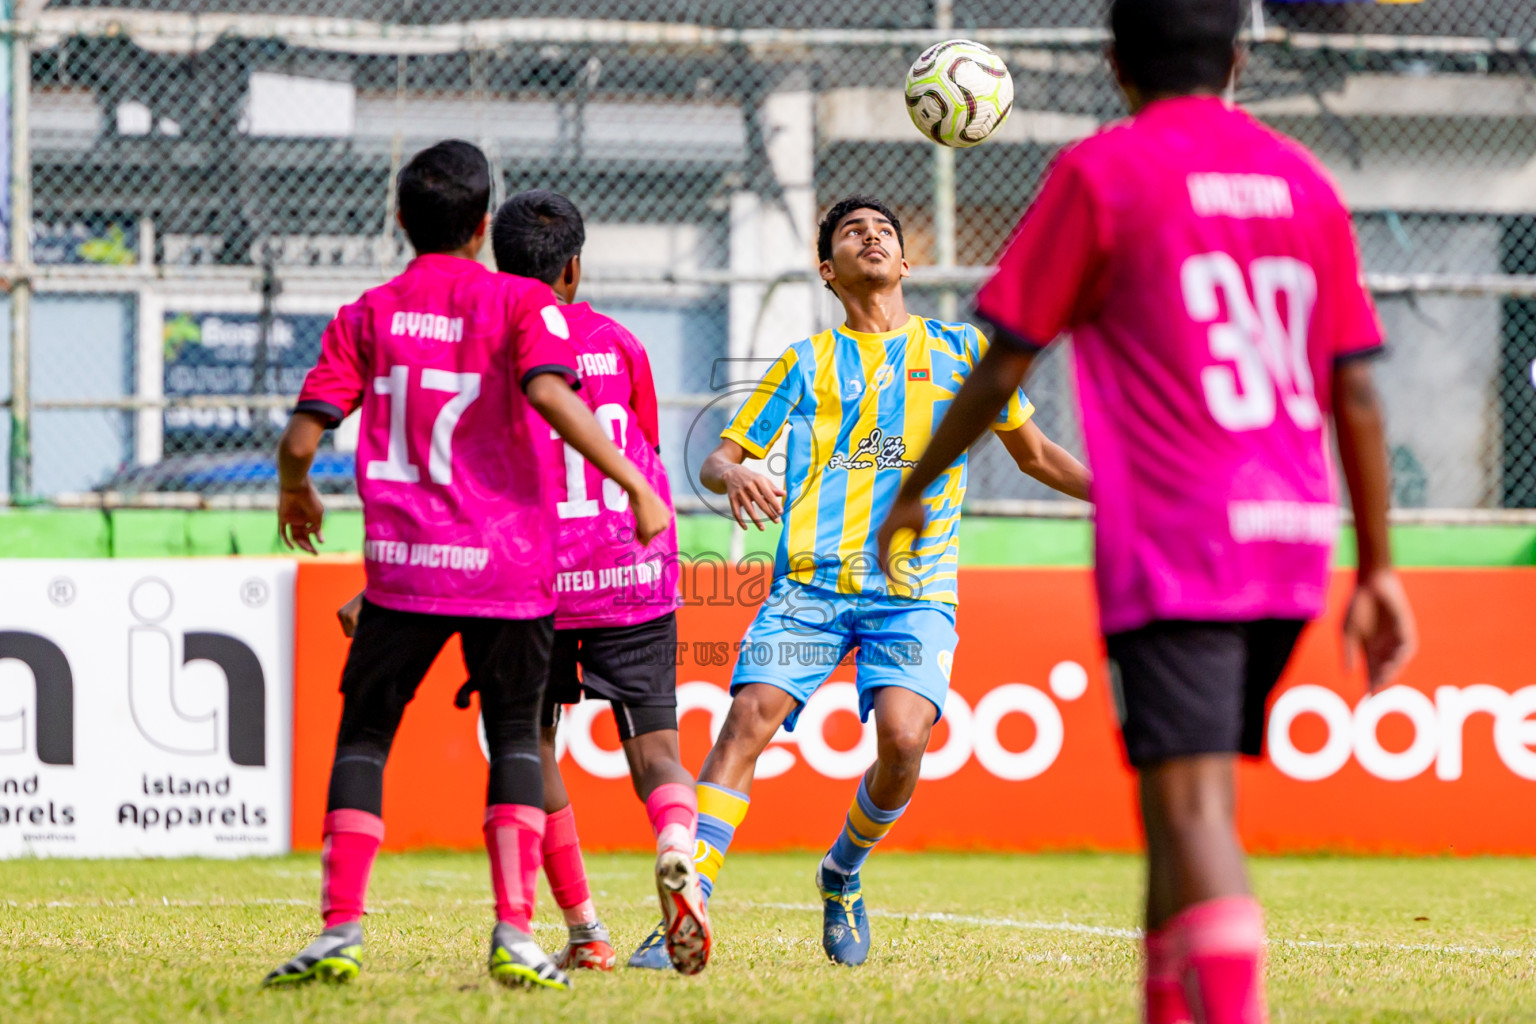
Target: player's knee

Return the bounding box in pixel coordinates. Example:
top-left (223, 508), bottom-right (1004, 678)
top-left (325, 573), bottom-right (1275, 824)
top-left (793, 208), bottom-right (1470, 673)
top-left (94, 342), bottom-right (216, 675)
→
top-left (714, 716), bottom-right (773, 761)
top-left (332, 735), bottom-right (391, 768)
top-left (1147, 765), bottom-right (1234, 833)
top-left (482, 692), bottom-right (543, 744)
top-left (334, 709), bottom-right (402, 754)
top-left (624, 728), bottom-right (680, 777)
top-left (876, 718), bottom-right (931, 767)
top-left (717, 690), bottom-right (790, 753)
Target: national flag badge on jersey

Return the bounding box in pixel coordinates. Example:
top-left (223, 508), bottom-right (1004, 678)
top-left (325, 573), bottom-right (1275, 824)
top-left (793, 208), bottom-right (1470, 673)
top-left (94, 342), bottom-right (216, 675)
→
top-left (908, 368), bottom-right (930, 381)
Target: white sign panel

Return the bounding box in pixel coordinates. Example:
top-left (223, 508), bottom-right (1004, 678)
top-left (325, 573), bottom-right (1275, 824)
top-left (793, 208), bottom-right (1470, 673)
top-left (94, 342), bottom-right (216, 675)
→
top-left (0, 560), bottom-right (294, 858)
top-left (242, 72), bottom-right (356, 138)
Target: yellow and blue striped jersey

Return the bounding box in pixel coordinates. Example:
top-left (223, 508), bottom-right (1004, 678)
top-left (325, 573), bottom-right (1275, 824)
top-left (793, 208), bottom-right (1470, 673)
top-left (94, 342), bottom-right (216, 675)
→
top-left (722, 315), bottom-right (1033, 604)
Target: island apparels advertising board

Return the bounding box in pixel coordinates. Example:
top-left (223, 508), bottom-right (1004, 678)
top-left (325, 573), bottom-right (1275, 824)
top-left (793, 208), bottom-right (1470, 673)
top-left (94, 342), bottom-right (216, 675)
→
top-left (3, 557), bottom-right (1534, 857)
top-left (291, 562), bottom-right (1536, 858)
top-left (0, 560), bottom-right (293, 858)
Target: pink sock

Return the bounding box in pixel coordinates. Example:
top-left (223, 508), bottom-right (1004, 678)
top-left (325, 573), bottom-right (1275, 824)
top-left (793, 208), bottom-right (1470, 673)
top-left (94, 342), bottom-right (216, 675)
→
top-left (1145, 926), bottom-right (1193, 1024)
top-left (645, 782), bottom-right (698, 853)
top-left (1173, 896), bottom-right (1268, 1024)
top-left (483, 803), bottom-right (546, 933)
top-left (320, 809), bottom-right (384, 929)
top-left (542, 805), bottom-right (596, 925)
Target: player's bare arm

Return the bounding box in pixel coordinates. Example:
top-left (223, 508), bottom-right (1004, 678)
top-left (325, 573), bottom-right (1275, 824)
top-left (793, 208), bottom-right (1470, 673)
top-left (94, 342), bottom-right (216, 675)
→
top-left (996, 419), bottom-right (1090, 501)
top-left (699, 438), bottom-right (785, 531)
top-left (1334, 359), bottom-right (1417, 690)
top-left (276, 410), bottom-right (329, 555)
top-left (876, 343), bottom-right (1036, 577)
top-left (527, 372), bottom-right (672, 545)
top-left (337, 591), bottom-right (363, 638)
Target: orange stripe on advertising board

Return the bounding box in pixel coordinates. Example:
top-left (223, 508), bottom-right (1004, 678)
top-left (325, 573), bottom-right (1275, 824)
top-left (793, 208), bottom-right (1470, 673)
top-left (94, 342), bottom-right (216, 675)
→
top-left (292, 562), bottom-right (1536, 855)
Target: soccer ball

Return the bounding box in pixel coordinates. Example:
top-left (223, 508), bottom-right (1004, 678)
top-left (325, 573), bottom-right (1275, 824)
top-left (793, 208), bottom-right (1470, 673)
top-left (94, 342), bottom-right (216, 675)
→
top-left (905, 40), bottom-right (1013, 148)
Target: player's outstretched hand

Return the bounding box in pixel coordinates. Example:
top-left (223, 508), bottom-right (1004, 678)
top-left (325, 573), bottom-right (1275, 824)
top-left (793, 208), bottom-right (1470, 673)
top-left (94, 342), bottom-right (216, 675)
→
top-left (278, 481), bottom-right (326, 555)
top-left (721, 465), bottom-right (785, 531)
top-left (876, 493), bottom-right (926, 584)
top-left (630, 482), bottom-right (673, 546)
top-left (337, 591), bottom-right (363, 638)
top-left (1342, 569), bottom-right (1417, 691)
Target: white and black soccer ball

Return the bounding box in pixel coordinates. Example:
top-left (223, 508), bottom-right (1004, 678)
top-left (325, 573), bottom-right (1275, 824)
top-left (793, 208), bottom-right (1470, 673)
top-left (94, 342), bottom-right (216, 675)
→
top-left (904, 39), bottom-right (1014, 148)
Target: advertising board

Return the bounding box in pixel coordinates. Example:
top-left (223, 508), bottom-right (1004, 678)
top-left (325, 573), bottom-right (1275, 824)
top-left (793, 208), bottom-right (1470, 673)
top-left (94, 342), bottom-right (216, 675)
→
top-left (291, 562), bottom-right (1536, 856)
top-left (0, 560), bottom-right (294, 857)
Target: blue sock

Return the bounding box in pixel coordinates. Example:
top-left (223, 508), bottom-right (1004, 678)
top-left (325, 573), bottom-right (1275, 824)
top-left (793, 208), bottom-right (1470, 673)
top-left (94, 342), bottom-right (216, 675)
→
top-left (822, 777), bottom-right (907, 880)
top-left (694, 782), bottom-right (749, 901)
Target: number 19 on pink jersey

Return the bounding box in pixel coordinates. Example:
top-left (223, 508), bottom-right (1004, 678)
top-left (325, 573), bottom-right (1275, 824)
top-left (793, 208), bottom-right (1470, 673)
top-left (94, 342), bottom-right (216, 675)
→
top-left (553, 403), bottom-right (632, 518)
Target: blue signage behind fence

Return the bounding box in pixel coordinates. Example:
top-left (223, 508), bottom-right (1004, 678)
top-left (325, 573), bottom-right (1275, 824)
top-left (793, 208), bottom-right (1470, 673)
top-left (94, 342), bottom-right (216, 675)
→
top-left (162, 312), bottom-right (328, 452)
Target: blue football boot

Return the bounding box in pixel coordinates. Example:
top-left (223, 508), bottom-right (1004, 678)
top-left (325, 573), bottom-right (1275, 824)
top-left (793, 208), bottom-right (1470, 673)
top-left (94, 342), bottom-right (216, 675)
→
top-left (817, 864), bottom-right (871, 966)
top-left (626, 920), bottom-right (673, 970)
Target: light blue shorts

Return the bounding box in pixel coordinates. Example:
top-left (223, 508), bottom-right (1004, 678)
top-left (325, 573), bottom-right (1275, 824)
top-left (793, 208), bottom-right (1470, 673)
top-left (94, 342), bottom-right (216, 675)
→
top-left (728, 577), bottom-right (958, 731)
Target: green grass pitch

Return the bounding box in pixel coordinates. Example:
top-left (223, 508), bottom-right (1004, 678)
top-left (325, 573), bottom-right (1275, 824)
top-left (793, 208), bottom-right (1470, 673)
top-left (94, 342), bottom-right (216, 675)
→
top-left (3, 851), bottom-right (1533, 1022)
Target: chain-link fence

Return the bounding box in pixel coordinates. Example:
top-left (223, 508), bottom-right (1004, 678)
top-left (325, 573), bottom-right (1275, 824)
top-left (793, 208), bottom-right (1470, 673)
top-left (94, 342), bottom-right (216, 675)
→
top-left (2, 0), bottom-right (1534, 515)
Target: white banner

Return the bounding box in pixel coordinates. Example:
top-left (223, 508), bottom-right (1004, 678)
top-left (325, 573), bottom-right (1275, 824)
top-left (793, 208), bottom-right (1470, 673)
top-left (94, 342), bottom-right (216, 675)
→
top-left (0, 560), bottom-right (294, 858)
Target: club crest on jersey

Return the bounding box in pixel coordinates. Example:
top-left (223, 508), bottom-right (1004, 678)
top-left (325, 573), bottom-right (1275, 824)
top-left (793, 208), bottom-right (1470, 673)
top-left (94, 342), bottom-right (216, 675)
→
top-left (872, 365), bottom-right (897, 391)
top-left (827, 428), bottom-right (919, 471)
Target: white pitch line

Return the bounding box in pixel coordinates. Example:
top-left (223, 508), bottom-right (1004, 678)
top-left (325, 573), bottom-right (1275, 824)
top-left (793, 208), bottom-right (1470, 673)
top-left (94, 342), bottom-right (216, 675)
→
top-left (5, 898), bottom-right (315, 909)
top-left (747, 902), bottom-right (1536, 960)
top-left (4, 897), bottom-right (563, 930)
top-left (11, 895), bottom-right (1532, 960)
top-left (753, 902), bottom-right (1140, 940)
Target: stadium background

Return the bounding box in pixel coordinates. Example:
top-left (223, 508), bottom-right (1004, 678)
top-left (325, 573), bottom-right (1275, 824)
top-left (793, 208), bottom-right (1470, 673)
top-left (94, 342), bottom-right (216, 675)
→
top-left (0, 0), bottom-right (1532, 519)
top-left (0, 0), bottom-right (1534, 861)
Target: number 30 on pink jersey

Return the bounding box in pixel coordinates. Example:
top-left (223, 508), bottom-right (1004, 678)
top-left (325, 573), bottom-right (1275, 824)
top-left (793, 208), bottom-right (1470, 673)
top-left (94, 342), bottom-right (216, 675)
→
top-left (1182, 252), bottom-right (1321, 434)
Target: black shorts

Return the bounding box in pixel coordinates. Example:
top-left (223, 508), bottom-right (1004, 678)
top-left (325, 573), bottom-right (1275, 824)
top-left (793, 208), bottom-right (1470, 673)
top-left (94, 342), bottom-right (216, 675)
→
top-left (340, 600), bottom-right (553, 747)
top-left (540, 611), bottom-right (678, 742)
top-left (1105, 618), bottom-right (1306, 769)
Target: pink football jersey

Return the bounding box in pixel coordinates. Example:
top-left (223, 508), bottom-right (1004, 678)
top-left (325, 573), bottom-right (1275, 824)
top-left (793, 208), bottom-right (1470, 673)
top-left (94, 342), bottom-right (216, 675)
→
top-left (542, 303), bottom-right (680, 629)
top-left (296, 253), bottom-right (580, 619)
top-left (976, 97), bottom-right (1384, 634)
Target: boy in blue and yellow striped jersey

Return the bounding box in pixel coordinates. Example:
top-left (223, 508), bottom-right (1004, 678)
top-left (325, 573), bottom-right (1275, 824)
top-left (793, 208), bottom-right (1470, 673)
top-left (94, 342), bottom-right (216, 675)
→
top-left (625, 196), bottom-right (1090, 970)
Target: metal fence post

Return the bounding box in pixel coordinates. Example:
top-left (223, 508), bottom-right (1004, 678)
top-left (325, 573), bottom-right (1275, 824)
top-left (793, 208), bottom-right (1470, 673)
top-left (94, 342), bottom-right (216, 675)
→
top-left (6, 0), bottom-right (28, 502)
top-left (933, 0), bottom-right (958, 322)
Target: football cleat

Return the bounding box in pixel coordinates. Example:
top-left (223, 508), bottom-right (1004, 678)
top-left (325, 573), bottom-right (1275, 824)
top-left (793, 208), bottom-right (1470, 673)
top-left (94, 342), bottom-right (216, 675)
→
top-left (818, 865), bottom-right (871, 966)
top-left (488, 922), bottom-right (571, 991)
top-left (555, 920), bottom-right (617, 972)
top-left (655, 846), bottom-right (712, 975)
top-left (262, 921), bottom-right (363, 987)
top-left (625, 920), bottom-right (672, 970)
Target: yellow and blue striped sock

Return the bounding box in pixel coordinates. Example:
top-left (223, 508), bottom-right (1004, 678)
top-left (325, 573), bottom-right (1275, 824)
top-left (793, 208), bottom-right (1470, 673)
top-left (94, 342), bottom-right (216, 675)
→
top-left (822, 777), bottom-right (907, 880)
top-left (693, 782), bottom-right (749, 900)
